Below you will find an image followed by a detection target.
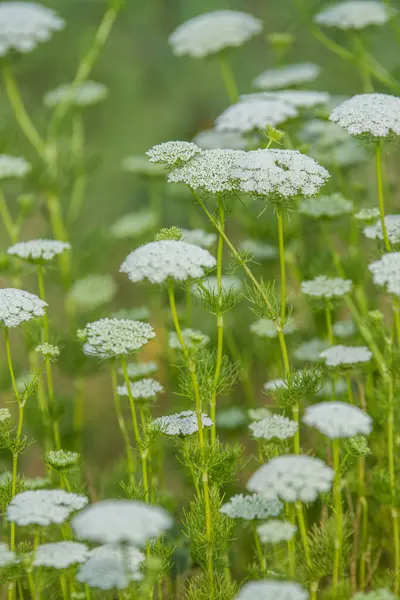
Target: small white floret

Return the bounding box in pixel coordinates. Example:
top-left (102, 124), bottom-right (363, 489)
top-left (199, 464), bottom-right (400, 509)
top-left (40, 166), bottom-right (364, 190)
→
top-left (44, 82), bottom-right (108, 108)
top-left (330, 94), bottom-right (400, 138)
top-left (0, 155), bottom-right (31, 179)
top-left (117, 378), bottom-right (163, 400)
top-left (303, 401), bottom-right (372, 438)
top-left (249, 414), bottom-right (298, 440)
top-left (0, 288), bottom-right (47, 328)
top-left (33, 541), bottom-right (89, 569)
top-left (215, 98), bottom-right (298, 133)
top-left (220, 494), bottom-right (283, 520)
top-left (301, 275), bottom-right (352, 299)
top-left (78, 318), bottom-right (155, 358)
top-left (7, 239), bottom-right (70, 262)
top-left (153, 410), bottom-right (213, 436)
top-left (319, 345), bottom-right (372, 367)
top-left (364, 215), bottom-right (400, 245)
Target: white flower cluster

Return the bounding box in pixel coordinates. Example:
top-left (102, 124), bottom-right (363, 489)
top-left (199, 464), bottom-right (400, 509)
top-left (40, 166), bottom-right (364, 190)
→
top-left (304, 401), bottom-right (372, 439)
top-left (120, 361), bottom-right (158, 379)
top-left (257, 519), bottom-right (297, 544)
top-left (364, 215), bottom-right (400, 245)
top-left (44, 81), bottom-right (108, 108)
top-left (117, 378), bottom-right (164, 400)
top-left (192, 275), bottom-right (242, 297)
top-left (0, 543), bottom-right (16, 567)
top-left (193, 129), bottom-right (248, 150)
top-left (45, 449), bottom-right (80, 471)
top-left (76, 544), bottom-right (144, 590)
top-left (78, 318), bottom-right (155, 358)
top-left (220, 493), bottom-right (283, 520)
top-left (318, 378), bottom-right (347, 397)
top-left (33, 541), bottom-right (89, 569)
top-left (0, 288), bottom-right (47, 328)
top-left (35, 343), bottom-right (60, 360)
top-left (6, 489), bottom-right (88, 526)
top-left (235, 580), bottom-right (308, 600)
top-left (215, 97), bottom-right (298, 133)
top-left (146, 141), bottom-right (201, 167)
top-left (298, 193), bottom-right (353, 219)
top-left (111, 210), bottom-right (158, 240)
top-left (301, 275), bottom-right (353, 298)
top-left (330, 94), bottom-right (400, 138)
top-left (7, 239), bottom-right (71, 262)
top-left (0, 2), bottom-right (65, 56)
top-left (70, 274), bottom-right (117, 311)
top-left (0, 408), bottom-right (12, 425)
top-left (247, 455), bottom-right (334, 502)
top-left (154, 410), bottom-right (213, 436)
top-left (249, 414), bottom-right (298, 441)
top-left (216, 406), bottom-right (247, 429)
top-left (355, 207), bottom-right (380, 222)
top-left (0, 155), bottom-right (31, 179)
top-left (244, 89), bottom-right (330, 109)
top-left (369, 252), bottom-right (400, 295)
top-left (121, 240), bottom-right (216, 284)
top-left (239, 239), bottom-right (277, 260)
top-left (169, 10), bottom-right (262, 58)
top-left (250, 317), bottom-right (296, 338)
top-left (320, 345), bottom-right (372, 367)
top-left (168, 328), bottom-right (210, 350)
top-left (294, 338), bottom-right (328, 362)
top-left (333, 320), bottom-right (356, 338)
top-left (314, 1), bottom-right (396, 30)
top-left (181, 228), bottom-right (217, 248)
top-left (253, 62), bottom-right (321, 90)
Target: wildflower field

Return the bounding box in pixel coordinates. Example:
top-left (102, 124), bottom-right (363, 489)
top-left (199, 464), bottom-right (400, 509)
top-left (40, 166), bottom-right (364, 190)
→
top-left (2, 0), bottom-right (400, 599)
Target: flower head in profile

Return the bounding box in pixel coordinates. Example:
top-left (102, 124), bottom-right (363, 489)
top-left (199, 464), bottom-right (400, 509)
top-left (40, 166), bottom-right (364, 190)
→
top-left (320, 345), bottom-right (372, 367)
top-left (301, 275), bottom-right (352, 299)
top-left (244, 89), bottom-right (330, 109)
top-left (153, 410), bottom-right (213, 436)
top-left (314, 1), bottom-right (396, 30)
top-left (7, 239), bottom-right (71, 263)
top-left (253, 62), bottom-right (321, 90)
top-left (333, 319), bottom-right (356, 338)
top-left (369, 252), bottom-right (400, 295)
top-left (6, 489), bottom-right (88, 526)
top-left (76, 544), bottom-right (144, 590)
top-left (33, 541), bottom-right (88, 569)
top-left (294, 338), bottom-right (328, 362)
top-left (168, 328), bottom-right (210, 351)
top-left (0, 288), bottom-right (47, 328)
top-left (303, 401), bottom-right (372, 438)
top-left (44, 450), bottom-right (81, 472)
top-left (247, 455), bottom-right (334, 502)
top-left (193, 129), bottom-right (248, 150)
top-left (120, 241), bottom-right (216, 284)
top-left (215, 98), bottom-right (298, 133)
top-left (169, 10), bottom-right (262, 58)
top-left (216, 406), bottom-right (247, 429)
top-left (35, 343), bottom-right (60, 360)
top-left (78, 318), bottom-right (155, 359)
top-left (117, 378), bottom-right (163, 400)
top-left (111, 211), bottom-right (158, 240)
top-left (234, 580), bottom-right (309, 600)
top-left (249, 414), bottom-right (298, 441)
top-left (44, 81), bottom-right (108, 108)
top-left (181, 229), bottom-right (217, 248)
top-left (250, 317), bottom-right (296, 338)
top-left (257, 519), bottom-right (297, 544)
top-left (118, 361), bottom-right (158, 380)
top-left (239, 239), bottom-right (278, 260)
top-left (355, 207), bottom-right (380, 223)
top-left (0, 155), bottom-right (31, 179)
top-left (147, 141), bottom-right (201, 167)
top-left (69, 274), bottom-right (117, 312)
top-left (330, 94), bottom-right (400, 139)
top-left (220, 493), bottom-right (283, 520)
top-left (364, 215), bottom-right (400, 245)
top-left (298, 193), bottom-right (353, 219)
top-left (0, 543), bottom-right (17, 567)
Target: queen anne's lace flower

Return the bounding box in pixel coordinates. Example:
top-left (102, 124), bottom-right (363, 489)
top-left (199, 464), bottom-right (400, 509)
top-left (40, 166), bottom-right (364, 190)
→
top-left (33, 541), bottom-right (89, 569)
top-left (168, 328), bottom-right (210, 350)
top-left (314, 1), bottom-right (396, 30)
top-left (7, 239), bottom-right (71, 262)
top-left (44, 82), bottom-right (108, 108)
top-left (117, 378), bottom-right (163, 400)
top-left (35, 343), bottom-right (60, 360)
top-left (0, 544), bottom-right (17, 567)
top-left (6, 489), bottom-right (88, 526)
top-left (76, 545), bottom-right (144, 590)
top-left (235, 580), bottom-right (309, 600)
top-left (120, 241), bottom-right (216, 284)
top-left (215, 98), bottom-right (298, 133)
top-left (250, 317), bottom-right (296, 338)
top-left (70, 274), bottom-right (117, 311)
top-left (181, 229), bottom-right (217, 248)
top-left (154, 410), bottom-right (213, 436)
top-left (119, 361), bottom-right (158, 380)
top-left (146, 141), bottom-right (201, 167)
top-left (249, 415), bottom-right (298, 440)
top-left (355, 207), bottom-right (380, 223)
top-left (0, 155), bottom-right (31, 179)
top-left (298, 193), bottom-right (353, 218)
top-left (0, 288), bottom-right (47, 328)
top-left (294, 338), bottom-right (328, 362)
top-left (364, 215), bottom-right (400, 245)
top-left (253, 62), bottom-right (321, 90)
top-left (45, 450), bottom-right (80, 472)
top-left (247, 455), bottom-right (334, 502)
top-left (0, 3), bottom-right (65, 56)
top-left (319, 345), bottom-right (372, 367)
top-left (330, 94), bottom-right (400, 138)
top-left (317, 378), bottom-right (347, 396)
top-left (369, 252), bottom-right (400, 295)
top-left (0, 408), bottom-right (12, 425)
top-left (220, 494), bottom-right (283, 520)
top-left (111, 211), bottom-right (158, 240)
top-left (216, 406), bottom-right (247, 429)
top-left (239, 239), bottom-right (278, 260)
top-left (244, 90), bottom-right (330, 109)
top-left (301, 275), bottom-right (353, 298)
top-left (333, 319), bottom-right (356, 338)
top-left (193, 129), bottom-right (248, 150)
top-left (72, 500), bottom-right (172, 545)
top-left (169, 10), bottom-right (262, 58)
top-left (303, 401), bottom-right (372, 438)
top-left (78, 318), bottom-right (155, 358)
top-left (257, 519), bottom-right (297, 544)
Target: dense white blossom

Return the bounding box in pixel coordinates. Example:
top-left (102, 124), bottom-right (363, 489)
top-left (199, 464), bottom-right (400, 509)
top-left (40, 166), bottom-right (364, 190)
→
top-left (117, 378), bottom-right (163, 400)
top-left (249, 414), bottom-right (298, 440)
top-left (369, 252), bottom-right (400, 295)
top-left (0, 3), bottom-right (64, 56)
top-left (0, 544), bottom-right (17, 567)
top-left (76, 545), bottom-right (144, 590)
top-left (70, 274), bottom-right (117, 311)
top-left (303, 401), bottom-right (372, 438)
top-left (235, 580), bottom-right (309, 600)
top-left (7, 239), bottom-right (70, 262)
top-left (0, 288), bottom-right (47, 328)
top-left (44, 82), bottom-right (108, 108)
top-left (220, 493), bottom-right (283, 520)
top-left (154, 410), bottom-right (213, 436)
top-left (298, 193), bottom-right (353, 218)
top-left (216, 406), bottom-right (247, 429)
top-left (314, 1), bottom-right (396, 30)
top-left (355, 207), bottom-right (380, 222)
top-left (250, 317), bottom-right (296, 338)
top-left (330, 94), bottom-right (400, 138)
top-left (33, 541), bottom-right (89, 569)
top-left (244, 90), bottom-right (330, 109)
top-left (119, 361), bottom-right (158, 380)
top-left (192, 275), bottom-right (243, 297)
top-left (146, 141), bottom-right (201, 166)
top-left (364, 215), bottom-right (400, 245)
top-left (6, 489), bottom-right (88, 526)
top-left (111, 211), bottom-right (158, 239)
top-left (121, 241), bottom-right (216, 284)
top-left (239, 239), bottom-right (278, 260)
top-left (181, 228), bottom-right (217, 248)
top-left (320, 345), bottom-right (372, 367)
top-left (253, 62), bottom-right (321, 90)
top-left (247, 455), bottom-right (334, 502)
top-left (168, 328), bottom-right (210, 350)
top-left (215, 98), bottom-right (298, 133)
top-left (35, 343), bottom-right (60, 360)
top-left (301, 275), bottom-right (353, 298)
top-left (78, 318), bottom-right (155, 358)
top-left (0, 155), bottom-right (31, 179)
top-left (257, 519), bottom-right (296, 544)
top-left (193, 129), bottom-right (248, 150)
top-left (45, 450), bottom-right (80, 471)
top-left (333, 319), bottom-right (356, 338)
top-left (169, 10), bottom-right (262, 58)
top-left (294, 338), bottom-right (328, 362)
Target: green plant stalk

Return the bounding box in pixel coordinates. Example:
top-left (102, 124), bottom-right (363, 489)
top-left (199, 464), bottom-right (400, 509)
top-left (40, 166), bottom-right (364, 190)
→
top-left (358, 458), bottom-right (368, 590)
top-left (351, 33), bottom-right (374, 92)
top-left (252, 523), bottom-right (266, 574)
top-left (376, 141), bottom-right (391, 252)
top-left (0, 187), bottom-right (18, 243)
top-left (225, 327), bottom-right (255, 406)
top-left (295, 501), bottom-right (312, 568)
top-left (139, 404), bottom-right (153, 502)
top-left (59, 573), bottom-right (68, 600)
top-left (346, 374), bottom-right (354, 405)
top-left (110, 363), bottom-right (135, 482)
top-left (393, 298), bottom-right (400, 345)
top-left (217, 53), bottom-right (239, 104)
top-left (68, 114), bottom-right (87, 224)
top-left (46, 194), bottom-right (71, 288)
top-left (325, 302), bottom-right (334, 345)
top-left (388, 378), bottom-right (400, 593)
top-left (332, 439), bottom-right (343, 594)
top-left (287, 503), bottom-right (296, 577)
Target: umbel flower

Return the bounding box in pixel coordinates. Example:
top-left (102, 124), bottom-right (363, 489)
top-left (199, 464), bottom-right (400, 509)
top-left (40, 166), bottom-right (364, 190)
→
top-left (333, 319), bottom-right (356, 338)
top-left (78, 318), bottom-right (155, 359)
top-left (154, 410), bottom-right (213, 436)
top-left (33, 541), bottom-right (89, 569)
top-left (214, 97), bottom-right (298, 133)
top-left (253, 62), bottom-right (321, 90)
top-left (303, 402), bottom-right (372, 438)
top-left (69, 274), bottom-right (117, 312)
top-left (35, 343), bottom-right (60, 360)
top-left (193, 129), bottom-right (248, 150)
top-left (364, 215), bottom-right (400, 245)
top-left (0, 155), bottom-right (31, 179)
top-left (147, 141), bottom-right (201, 167)
top-left (7, 239), bottom-right (71, 263)
top-left (355, 207), bottom-right (380, 223)
top-left (219, 493), bottom-right (283, 520)
top-left (0, 288), bottom-right (47, 328)
top-left (330, 94), bottom-right (400, 139)
top-left (44, 81), bottom-right (108, 108)
top-left (168, 10), bottom-right (262, 58)
top-left (168, 328), bottom-right (210, 350)
top-left (298, 193), bottom-right (353, 219)
top-left (71, 500), bottom-right (172, 545)
top-left (116, 378), bottom-right (164, 400)
top-left (120, 241), bottom-right (216, 284)
top-left (257, 519), bottom-right (297, 544)
top-left (247, 454), bottom-right (334, 502)
top-left (314, 1), bottom-right (396, 30)
top-left (369, 252), bottom-right (400, 295)
top-left (301, 275), bottom-right (353, 298)
top-left (234, 580), bottom-right (309, 600)
top-left (76, 544), bottom-right (144, 590)
top-left (0, 543), bottom-right (17, 567)
top-left (216, 406), bottom-right (247, 429)
top-left (44, 450), bottom-right (81, 472)
top-left (249, 414), bottom-right (298, 441)
top-left (319, 345), bottom-right (372, 367)
top-left (6, 489), bottom-right (88, 526)
top-left (0, 2), bottom-right (65, 56)
top-left (181, 228), bottom-right (217, 248)
top-left (118, 360), bottom-right (158, 380)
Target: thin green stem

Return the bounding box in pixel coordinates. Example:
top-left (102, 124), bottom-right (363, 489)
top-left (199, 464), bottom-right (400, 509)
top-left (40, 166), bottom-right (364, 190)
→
top-left (325, 302), bottom-right (334, 345)
top-left (351, 33), bottom-right (374, 92)
top-left (332, 439), bottom-right (343, 594)
top-left (0, 188), bottom-right (18, 243)
top-left (110, 364), bottom-right (135, 482)
top-left (253, 523), bottom-right (266, 574)
top-left (287, 503), bottom-right (296, 577)
top-left (388, 378), bottom-right (400, 592)
top-left (358, 457), bottom-right (367, 590)
top-left (217, 53), bottom-right (239, 104)
top-left (296, 501), bottom-right (312, 570)
top-left (68, 114), bottom-right (86, 224)
top-left (277, 209), bottom-right (286, 328)
top-left (346, 373), bottom-right (354, 405)
top-left (376, 141), bottom-right (391, 252)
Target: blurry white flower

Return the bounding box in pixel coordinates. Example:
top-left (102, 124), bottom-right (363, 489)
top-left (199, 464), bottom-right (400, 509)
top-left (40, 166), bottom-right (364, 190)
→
top-left (250, 317), bottom-right (296, 338)
top-left (364, 215), bottom-right (400, 245)
top-left (0, 543), bottom-right (17, 567)
top-left (154, 410), bottom-right (213, 436)
top-left (169, 10), bottom-right (262, 58)
top-left (24, 476), bottom-right (51, 490)
top-left (147, 141), bottom-right (201, 167)
top-left (263, 378), bottom-right (287, 391)
top-left (215, 98), bottom-right (298, 133)
top-left (253, 62), bottom-right (321, 90)
top-left (76, 544), bottom-right (144, 590)
top-left (78, 318), bottom-right (155, 358)
top-left (0, 3), bottom-right (65, 56)
top-left (72, 500), bottom-right (172, 545)
top-left (298, 193), bottom-right (353, 219)
top-left (0, 408), bottom-right (12, 425)
top-left (69, 274), bottom-right (117, 312)
top-left (35, 343), bottom-right (60, 360)
top-left (181, 228), bottom-right (217, 248)
top-left (216, 406), bottom-right (247, 429)
top-left (301, 275), bottom-right (353, 298)
top-left (121, 155), bottom-right (165, 177)
top-left (120, 241), bottom-right (216, 284)
top-left (113, 306), bottom-right (150, 321)
top-left (317, 378), bottom-right (347, 396)
top-left (320, 345), bottom-right (372, 367)
top-left (7, 239), bottom-right (70, 263)
top-left (352, 590), bottom-right (397, 600)
top-left (244, 90), bottom-right (330, 109)
top-left (6, 489), bottom-right (88, 526)
top-left (193, 129), bottom-right (248, 150)
top-left (355, 207), bottom-right (380, 223)
top-left (303, 401), bottom-right (372, 438)
top-left (330, 94), bottom-right (400, 138)
top-left (333, 319), bottom-right (356, 338)
top-left (117, 378), bottom-right (163, 400)
top-left (298, 119), bottom-right (367, 167)
top-left (0, 288), bottom-right (47, 328)
top-left (192, 275), bottom-right (242, 297)
top-left (33, 541), bottom-right (88, 569)
top-left (0, 155), bottom-right (31, 179)
top-left (118, 361), bottom-right (158, 380)
top-left (248, 407), bottom-right (272, 421)
top-left (369, 252), bottom-right (400, 295)
top-left (111, 211), bottom-right (158, 240)
top-left (235, 580), bottom-right (308, 600)
top-left (257, 519), bottom-right (296, 544)
top-left (247, 454), bottom-right (334, 502)
top-left (44, 450), bottom-right (80, 472)
top-left (220, 493), bottom-right (283, 520)
top-left (314, 1), bottom-right (396, 30)
top-left (168, 328), bottom-right (210, 350)
top-left (239, 239), bottom-right (278, 260)
top-left (44, 82), bottom-right (108, 108)
top-left (249, 414), bottom-right (298, 440)
top-left (294, 338), bottom-right (328, 362)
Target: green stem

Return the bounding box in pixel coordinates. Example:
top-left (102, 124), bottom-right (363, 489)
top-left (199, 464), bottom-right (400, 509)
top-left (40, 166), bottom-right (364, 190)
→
top-left (376, 141), bottom-right (391, 252)
top-left (277, 209), bottom-right (286, 328)
top-left (225, 328), bottom-right (255, 406)
top-left (296, 501), bottom-right (312, 569)
top-left (253, 523), bottom-right (266, 574)
top-left (388, 379), bottom-right (400, 592)
top-left (358, 457), bottom-right (367, 590)
top-left (111, 364), bottom-right (135, 482)
top-left (287, 503), bottom-right (296, 577)
top-left (351, 33), bottom-right (374, 92)
top-left (332, 439), bottom-right (343, 594)
top-left (46, 194), bottom-right (71, 288)
top-left (325, 302), bottom-right (334, 345)
top-left (0, 188), bottom-right (18, 243)
top-left (217, 53), bottom-right (239, 103)
top-left (68, 114), bottom-right (86, 224)
top-left (346, 373), bottom-right (353, 405)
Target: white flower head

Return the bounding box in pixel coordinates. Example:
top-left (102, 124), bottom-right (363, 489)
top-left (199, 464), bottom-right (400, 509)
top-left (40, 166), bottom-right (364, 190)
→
top-left (220, 494), bottom-right (283, 520)
top-left (35, 343), bottom-right (60, 360)
top-left (294, 338), bottom-right (328, 362)
top-left (119, 361), bottom-right (158, 380)
top-left (247, 454), bottom-right (334, 502)
top-left (33, 541), bottom-right (89, 569)
top-left (0, 155), bottom-right (31, 179)
top-left (7, 239), bottom-right (71, 263)
top-left (244, 90), bottom-right (330, 109)
top-left (257, 519), bottom-right (297, 544)
top-left (319, 345), bottom-right (372, 367)
top-left (193, 129), bottom-right (248, 150)
top-left (154, 410), bottom-right (213, 436)
top-left (72, 500), bottom-right (172, 546)
top-left (298, 193), bottom-right (353, 219)
top-left (117, 378), bottom-right (164, 400)
top-left (303, 401), bottom-right (372, 438)
top-left (355, 207), bottom-right (380, 223)
top-left (111, 211), bottom-right (158, 240)
top-left (253, 62), bottom-right (321, 90)
top-left (44, 81), bottom-right (108, 108)
top-left (369, 252), bottom-right (400, 295)
top-left (6, 489), bottom-right (88, 526)
top-left (44, 449), bottom-right (81, 472)
top-left (330, 93), bottom-right (400, 139)
top-left (76, 544), bottom-right (144, 590)
top-left (249, 414), bottom-right (298, 441)
top-left (216, 406), bottom-right (247, 429)
top-left (78, 318), bottom-right (155, 359)
top-left (333, 319), bottom-right (356, 338)
top-left (301, 275), bottom-right (353, 299)
top-left (250, 317), bottom-right (296, 338)
top-left (0, 543), bottom-right (17, 567)
top-left (0, 408), bottom-right (12, 425)
top-left (314, 1), bottom-right (396, 30)
top-left (235, 580), bottom-right (309, 600)
top-left (215, 98), bottom-right (298, 133)
top-left (146, 141), bottom-right (201, 167)
top-left (0, 3), bottom-right (65, 56)
top-left (69, 274), bottom-right (117, 312)
top-left (249, 407), bottom-right (272, 421)
top-left (120, 240), bottom-right (216, 284)
top-left (168, 328), bottom-right (210, 351)
top-left (181, 228), bottom-right (217, 248)
top-left (239, 239), bottom-right (278, 260)
top-left (364, 215), bottom-right (400, 245)
top-left (169, 10), bottom-right (262, 58)
top-left (0, 288), bottom-right (47, 328)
